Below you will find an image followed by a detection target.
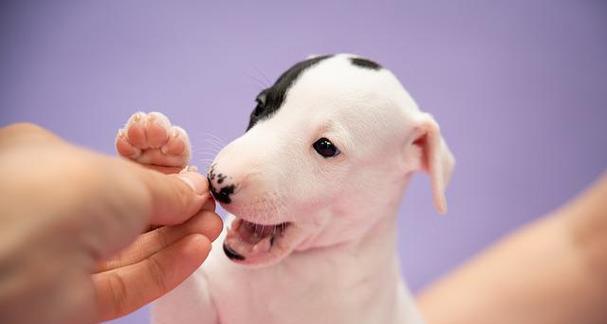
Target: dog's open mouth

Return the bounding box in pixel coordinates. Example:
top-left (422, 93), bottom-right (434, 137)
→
top-left (224, 218), bottom-right (292, 264)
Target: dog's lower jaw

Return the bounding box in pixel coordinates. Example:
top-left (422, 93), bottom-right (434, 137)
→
top-left (222, 216), bottom-right (304, 267)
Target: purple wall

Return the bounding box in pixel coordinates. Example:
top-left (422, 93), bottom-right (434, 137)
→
top-left (1, 1), bottom-right (606, 323)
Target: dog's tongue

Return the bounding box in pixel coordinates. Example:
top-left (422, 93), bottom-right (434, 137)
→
top-left (226, 219), bottom-right (292, 258)
top-left (238, 220), bottom-right (277, 244)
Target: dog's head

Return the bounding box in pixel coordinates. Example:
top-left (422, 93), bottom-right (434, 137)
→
top-left (208, 54), bottom-right (454, 266)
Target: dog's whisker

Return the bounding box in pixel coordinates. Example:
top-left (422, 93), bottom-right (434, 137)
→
top-left (190, 130), bottom-right (225, 141)
top-left (198, 159), bottom-right (215, 165)
top-left (190, 148), bottom-right (220, 156)
top-left (191, 143), bottom-right (222, 152)
top-left (199, 144), bottom-right (223, 155)
top-left (196, 140), bottom-right (222, 147)
top-left (208, 134), bottom-right (226, 146)
top-left (191, 150), bottom-right (218, 156)
top-left (252, 65), bottom-right (272, 87)
top-left (192, 151), bottom-right (220, 157)
top-left (206, 141), bottom-right (223, 153)
top-left (246, 70), bottom-right (270, 89)
top-left (188, 132), bottom-right (227, 152)
top-left (198, 156), bottom-right (218, 161)
top-left (202, 138), bottom-right (225, 148)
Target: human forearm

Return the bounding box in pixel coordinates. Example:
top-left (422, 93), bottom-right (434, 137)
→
top-left (417, 174), bottom-right (607, 324)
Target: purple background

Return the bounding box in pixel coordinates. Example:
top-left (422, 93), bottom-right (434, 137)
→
top-left (1, 1), bottom-right (606, 323)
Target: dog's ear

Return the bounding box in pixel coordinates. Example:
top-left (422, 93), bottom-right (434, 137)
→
top-left (410, 113), bottom-right (455, 214)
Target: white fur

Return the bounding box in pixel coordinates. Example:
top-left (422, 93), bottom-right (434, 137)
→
top-left (152, 54), bottom-right (454, 324)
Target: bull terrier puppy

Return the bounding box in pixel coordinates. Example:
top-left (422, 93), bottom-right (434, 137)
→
top-left (116, 54), bottom-right (454, 324)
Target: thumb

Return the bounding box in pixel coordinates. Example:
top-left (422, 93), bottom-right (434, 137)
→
top-left (137, 168), bottom-right (210, 226)
top-left (81, 157), bottom-right (210, 261)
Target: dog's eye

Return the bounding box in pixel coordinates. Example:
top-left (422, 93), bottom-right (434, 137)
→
top-left (313, 138), bottom-right (340, 158)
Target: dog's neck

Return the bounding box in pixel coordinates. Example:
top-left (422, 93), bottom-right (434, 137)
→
top-left (295, 167), bottom-right (412, 252)
top-left (290, 175), bottom-right (412, 281)
top-left (272, 194), bottom-right (416, 323)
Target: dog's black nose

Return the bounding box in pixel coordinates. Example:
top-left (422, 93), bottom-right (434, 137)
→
top-left (210, 184), bottom-right (235, 204)
top-left (207, 167), bottom-right (235, 204)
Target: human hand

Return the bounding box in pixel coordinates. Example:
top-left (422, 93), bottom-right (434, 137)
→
top-left (0, 123), bottom-right (222, 324)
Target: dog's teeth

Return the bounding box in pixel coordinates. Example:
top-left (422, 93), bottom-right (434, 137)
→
top-left (232, 219), bottom-right (242, 231)
top-left (252, 237), bottom-right (271, 254)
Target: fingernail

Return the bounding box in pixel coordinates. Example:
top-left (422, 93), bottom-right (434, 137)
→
top-left (178, 171), bottom-right (207, 195)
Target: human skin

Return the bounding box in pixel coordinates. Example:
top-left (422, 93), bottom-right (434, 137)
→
top-left (418, 173), bottom-right (607, 324)
top-left (0, 123), bottom-right (222, 324)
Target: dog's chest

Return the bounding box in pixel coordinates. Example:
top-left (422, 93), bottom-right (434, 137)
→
top-left (203, 240), bottom-right (422, 324)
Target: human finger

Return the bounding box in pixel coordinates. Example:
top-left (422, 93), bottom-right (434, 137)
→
top-left (97, 210), bottom-right (222, 272)
top-left (93, 234), bottom-right (211, 321)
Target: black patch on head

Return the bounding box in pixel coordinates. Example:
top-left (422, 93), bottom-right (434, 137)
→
top-left (246, 55), bottom-right (333, 130)
top-left (223, 243), bottom-right (245, 261)
top-left (350, 57), bottom-right (382, 70)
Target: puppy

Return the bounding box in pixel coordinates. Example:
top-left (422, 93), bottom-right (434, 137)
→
top-left (116, 54), bottom-right (454, 324)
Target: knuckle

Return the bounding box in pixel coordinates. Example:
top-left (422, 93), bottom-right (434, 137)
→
top-left (156, 226), bottom-right (171, 248)
top-left (175, 181), bottom-right (194, 211)
top-left (0, 123), bottom-right (54, 143)
top-left (146, 255), bottom-right (169, 293)
top-left (106, 273), bottom-right (129, 318)
top-left (201, 197), bottom-right (216, 211)
top-left (206, 212), bottom-right (223, 241)
top-left (2, 122), bottom-right (45, 134)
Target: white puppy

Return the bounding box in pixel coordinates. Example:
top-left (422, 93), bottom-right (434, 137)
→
top-left (117, 54), bottom-right (454, 324)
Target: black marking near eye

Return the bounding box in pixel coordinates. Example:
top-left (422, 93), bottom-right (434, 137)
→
top-left (246, 55), bottom-right (333, 131)
top-left (350, 57), bottom-right (382, 70)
